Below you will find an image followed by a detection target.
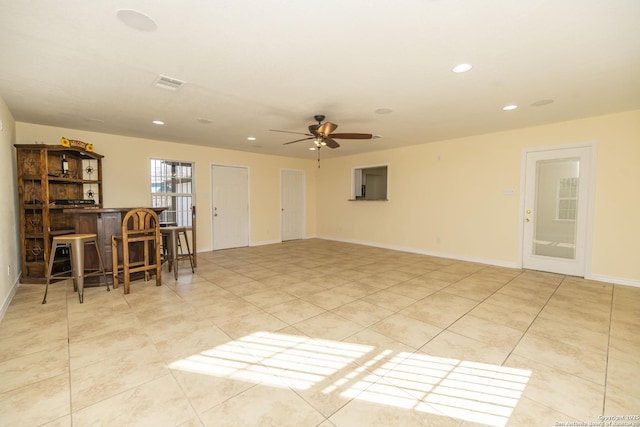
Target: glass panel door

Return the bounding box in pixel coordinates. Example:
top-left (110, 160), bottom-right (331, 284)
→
top-left (533, 158), bottom-right (579, 259)
top-left (522, 146), bottom-right (592, 276)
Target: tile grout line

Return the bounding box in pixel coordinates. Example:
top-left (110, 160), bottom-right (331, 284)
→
top-left (602, 283), bottom-right (615, 416)
top-left (65, 282), bottom-right (74, 427)
top-left (318, 266), bottom-right (529, 426)
top-left (498, 273), bottom-right (565, 367)
top-left (419, 268), bottom-right (526, 347)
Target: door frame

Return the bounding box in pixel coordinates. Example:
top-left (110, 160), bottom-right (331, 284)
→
top-left (280, 168), bottom-right (306, 241)
top-left (210, 163), bottom-right (251, 250)
top-left (518, 141), bottom-right (597, 277)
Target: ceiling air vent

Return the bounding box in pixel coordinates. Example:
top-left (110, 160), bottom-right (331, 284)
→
top-left (155, 75), bottom-right (186, 91)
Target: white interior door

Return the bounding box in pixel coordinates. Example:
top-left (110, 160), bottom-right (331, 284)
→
top-left (211, 164), bottom-right (249, 250)
top-left (522, 146), bottom-right (593, 276)
top-left (281, 169), bottom-right (305, 241)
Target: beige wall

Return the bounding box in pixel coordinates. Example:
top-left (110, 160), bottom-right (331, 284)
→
top-left (0, 97), bottom-right (20, 316)
top-left (316, 110), bottom-right (640, 285)
top-left (5, 107), bottom-right (639, 311)
top-left (14, 123), bottom-right (318, 252)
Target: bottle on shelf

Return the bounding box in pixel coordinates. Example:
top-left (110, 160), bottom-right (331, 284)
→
top-left (61, 155), bottom-right (69, 175)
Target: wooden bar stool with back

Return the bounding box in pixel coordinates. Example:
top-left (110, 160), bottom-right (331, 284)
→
top-left (111, 208), bottom-right (162, 294)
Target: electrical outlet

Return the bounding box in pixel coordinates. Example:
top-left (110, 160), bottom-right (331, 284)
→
top-left (7, 265), bottom-right (10, 276)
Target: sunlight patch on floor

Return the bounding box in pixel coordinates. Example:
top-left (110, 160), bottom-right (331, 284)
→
top-left (341, 353), bottom-right (530, 427)
top-left (169, 331), bottom-right (373, 390)
top-left (169, 331), bottom-right (530, 426)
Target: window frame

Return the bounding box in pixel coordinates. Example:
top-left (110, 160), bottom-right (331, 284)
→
top-left (150, 158), bottom-right (195, 227)
top-left (556, 176), bottom-right (578, 221)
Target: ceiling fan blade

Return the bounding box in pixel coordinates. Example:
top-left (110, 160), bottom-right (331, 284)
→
top-left (317, 121), bottom-right (338, 136)
top-left (270, 129), bottom-right (313, 136)
top-left (283, 137), bottom-right (314, 145)
top-left (324, 138), bottom-right (340, 149)
top-left (330, 133), bottom-right (373, 140)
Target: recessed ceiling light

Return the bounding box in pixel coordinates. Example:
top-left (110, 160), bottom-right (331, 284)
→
top-left (247, 137), bottom-right (256, 141)
top-left (453, 64), bottom-right (473, 73)
top-left (152, 120), bottom-right (165, 125)
top-left (503, 105), bottom-right (518, 111)
top-left (116, 9), bottom-right (157, 32)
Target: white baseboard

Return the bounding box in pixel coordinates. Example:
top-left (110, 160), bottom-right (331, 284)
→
top-left (316, 235), bottom-right (640, 288)
top-left (250, 235), bottom-right (319, 247)
top-left (0, 275), bottom-right (20, 322)
top-left (587, 273), bottom-right (640, 288)
top-left (250, 239), bottom-right (282, 247)
top-left (317, 235), bottom-right (520, 269)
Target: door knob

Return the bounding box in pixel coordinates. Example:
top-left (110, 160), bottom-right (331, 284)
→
top-left (525, 218), bottom-right (531, 222)
top-left (526, 210), bottom-right (532, 214)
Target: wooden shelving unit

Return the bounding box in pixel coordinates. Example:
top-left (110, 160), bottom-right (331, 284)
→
top-left (15, 144), bottom-right (103, 283)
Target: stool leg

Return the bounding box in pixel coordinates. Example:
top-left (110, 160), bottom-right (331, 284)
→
top-left (180, 231), bottom-right (195, 273)
top-left (42, 242), bottom-right (60, 304)
top-left (91, 240), bottom-right (110, 292)
top-left (70, 241), bottom-right (84, 303)
top-left (111, 236), bottom-right (119, 289)
top-left (169, 230), bottom-right (178, 280)
top-left (166, 233), bottom-right (174, 273)
top-left (123, 242), bottom-right (130, 294)
top-left (161, 234), bottom-right (169, 267)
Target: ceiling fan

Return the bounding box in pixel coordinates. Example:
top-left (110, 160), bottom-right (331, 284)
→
top-left (271, 115), bottom-right (373, 150)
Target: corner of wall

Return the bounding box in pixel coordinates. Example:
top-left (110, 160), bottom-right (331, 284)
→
top-left (0, 95), bottom-right (21, 315)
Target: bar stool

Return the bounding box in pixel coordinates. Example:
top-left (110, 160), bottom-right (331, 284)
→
top-left (111, 208), bottom-right (162, 294)
top-left (160, 226), bottom-right (194, 280)
top-left (43, 233), bottom-right (109, 304)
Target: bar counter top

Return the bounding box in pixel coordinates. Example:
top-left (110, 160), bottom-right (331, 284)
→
top-left (63, 207), bottom-right (163, 214)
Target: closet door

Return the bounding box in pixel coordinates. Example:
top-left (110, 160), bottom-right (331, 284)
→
top-left (211, 164), bottom-right (249, 250)
top-left (281, 169), bottom-right (305, 241)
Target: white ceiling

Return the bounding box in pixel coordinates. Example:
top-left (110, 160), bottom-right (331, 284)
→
top-left (1, 1), bottom-right (639, 159)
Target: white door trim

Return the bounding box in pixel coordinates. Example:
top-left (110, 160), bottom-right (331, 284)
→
top-left (518, 141), bottom-right (597, 276)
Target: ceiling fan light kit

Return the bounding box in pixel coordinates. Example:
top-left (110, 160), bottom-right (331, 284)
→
top-left (273, 114), bottom-right (373, 149)
top-left (271, 114), bottom-right (376, 167)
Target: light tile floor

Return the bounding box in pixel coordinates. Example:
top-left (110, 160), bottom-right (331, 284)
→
top-left (1, 239), bottom-right (638, 427)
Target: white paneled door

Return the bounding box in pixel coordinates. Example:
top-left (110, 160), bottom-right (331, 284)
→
top-left (211, 164), bottom-right (249, 250)
top-left (522, 146), bottom-right (593, 276)
top-left (281, 169), bottom-right (305, 241)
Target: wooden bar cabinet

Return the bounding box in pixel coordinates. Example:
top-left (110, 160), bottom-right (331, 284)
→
top-left (15, 144), bottom-right (103, 283)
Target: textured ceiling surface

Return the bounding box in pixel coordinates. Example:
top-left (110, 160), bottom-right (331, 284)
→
top-left (1, 1), bottom-right (639, 159)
